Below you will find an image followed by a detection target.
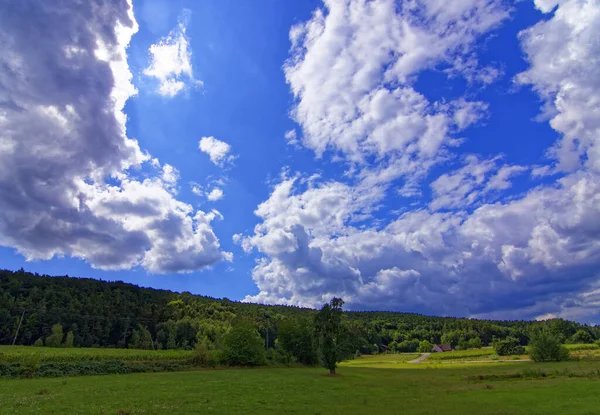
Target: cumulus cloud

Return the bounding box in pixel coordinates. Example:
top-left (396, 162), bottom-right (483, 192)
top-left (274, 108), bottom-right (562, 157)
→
top-left (206, 188), bottom-right (224, 202)
top-left (429, 155), bottom-right (527, 211)
top-left (143, 10), bottom-right (202, 97)
top-left (516, 0), bottom-right (600, 172)
top-left (198, 136), bottom-right (236, 167)
top-left (0, 0), bottom-right (229, 273)
top-left (284, 0), bottom-right (510, 184)
top-left (243, 171), bottom-right (600, 320)
top-left (242, 0), bottom-right (600, 323)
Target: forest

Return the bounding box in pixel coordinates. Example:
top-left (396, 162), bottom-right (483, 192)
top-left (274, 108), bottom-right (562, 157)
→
top-left (2, 269), bottom-right (599, 360)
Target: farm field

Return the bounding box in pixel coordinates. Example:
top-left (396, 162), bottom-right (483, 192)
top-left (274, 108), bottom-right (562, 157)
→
top-left (2, 360), bottom-right (600, 415)
top-left (0, 345), bottom-right (192, 363)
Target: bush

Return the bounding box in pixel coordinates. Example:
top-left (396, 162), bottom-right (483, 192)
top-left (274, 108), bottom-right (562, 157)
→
top-left (277, 319), bottom-right (318, 365)
top-left (467, 337), bottom-right (482, 349)
top-left (266, 347), bottom-right (295, 365)
top-left (568, 330), bottom-right (593, 345)
top-left (494, 337), bottom-right (525, 356)
top-left (395, 339), bottom-right (419, 353)
top-left (33, 339), bottom-right (44, 347)
top-left (63, 331), bottom-right (74, 348)
top-left (418, 340), bottom-right (434, 353)
top-left (221, 323), bottom-right (266, 366)
top-left (129, 325), bottom-right (153, 350)
top-left (191, 341), bottom-right (219, 367)
top-left (529, 329), bottom-right (570, 362)
top-left (45, 324), bottom-right (64, 348)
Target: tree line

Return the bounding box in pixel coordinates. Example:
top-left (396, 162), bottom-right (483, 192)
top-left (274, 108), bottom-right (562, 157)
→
top-left (2, 269), bottom-right (599, 364)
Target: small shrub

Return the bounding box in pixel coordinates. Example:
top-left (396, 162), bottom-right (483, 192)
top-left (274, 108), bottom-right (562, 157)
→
top-left (528, 329), bottom-right (570, 362)
top-left (191, 342), bottom-right (219, 367)
top-left (494, 337), bottom-right (524, 356)
top-left (467, 337), bottom-right (483, 349)
top-left (33, 339), bottom-right (44, 347)
top-left (45, 324), bottom-right (64, 348)
top-left (63, 331), bottom-right (74, 348)
top-left (521, 368), bottom-right (547, 378)
top-left (266, 347), bottom-right (295, 365)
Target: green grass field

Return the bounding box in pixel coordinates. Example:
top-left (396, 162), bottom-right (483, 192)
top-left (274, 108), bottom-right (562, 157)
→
top-left (2, 346), bottom-right (600, 414)
top-left (0, 345), bottom-right (191, 363)
top-left (426, 347), bottom-right (495, 361)
top-left (1, 360), bottom-right (599, 415)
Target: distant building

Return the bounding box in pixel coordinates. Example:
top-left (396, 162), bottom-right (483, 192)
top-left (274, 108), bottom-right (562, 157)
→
top-left (432, 344), bottom-right (453, 353)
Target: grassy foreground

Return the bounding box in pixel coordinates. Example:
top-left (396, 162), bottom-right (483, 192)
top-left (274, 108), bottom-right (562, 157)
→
top-left (2, 359), bottom-right (600, 415)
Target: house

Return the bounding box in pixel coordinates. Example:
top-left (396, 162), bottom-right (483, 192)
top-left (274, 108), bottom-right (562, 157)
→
top-left (432, 344), bottom-right (453, 353)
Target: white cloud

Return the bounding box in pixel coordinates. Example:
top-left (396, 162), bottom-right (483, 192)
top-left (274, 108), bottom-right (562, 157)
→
top-left (429, 155), bottom-right (527, 211)
top-left (284, 0), bottom-right (510, 186)
top-left (191, 184), bottom-right (203, 196)
top-left (161, 164), bottom-right (179, 192)
top-left (241, 0), bottom-right (600, 323)
top-left (206, 188), bottom-right (224, 202)
top-left (284, 129), bottom-right (300, 147)
top-left (485, 165), bottom-right (528, 192)
top-left (445, 55), bottom-right (503, 85)
top-left (143, 10), bottom-right (202, 97)
top-left (243, 171), bottom-right (600, 320)
top-left (198, 136), bottom-right (236, 167)
top-left (516, 0), bottom-right (600, 172)
top-left (0, 0), bottom-right (229, 273)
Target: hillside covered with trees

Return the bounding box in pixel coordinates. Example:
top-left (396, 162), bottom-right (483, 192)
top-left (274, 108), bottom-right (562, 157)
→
top-left (2, 269), bottom-right (599, 356)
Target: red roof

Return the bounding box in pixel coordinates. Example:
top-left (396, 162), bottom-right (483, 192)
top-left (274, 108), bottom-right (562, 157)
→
top-left (435, 344), bottom-right (453, 352)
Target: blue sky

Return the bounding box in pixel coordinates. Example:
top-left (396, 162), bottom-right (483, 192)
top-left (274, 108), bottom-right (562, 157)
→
top-left (1, 0), bottom-right (600, 323)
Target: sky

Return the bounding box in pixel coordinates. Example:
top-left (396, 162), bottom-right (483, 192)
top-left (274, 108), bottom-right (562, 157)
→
top-left (1, 0), bottom-right (599, 323)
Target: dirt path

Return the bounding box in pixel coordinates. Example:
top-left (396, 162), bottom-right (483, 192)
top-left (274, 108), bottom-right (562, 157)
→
top-left (408, 353), bottom-right (430, 364)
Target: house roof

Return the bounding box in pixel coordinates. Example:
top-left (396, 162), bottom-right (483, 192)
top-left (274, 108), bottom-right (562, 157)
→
top-left (436, 344), bottom-right (453, 352)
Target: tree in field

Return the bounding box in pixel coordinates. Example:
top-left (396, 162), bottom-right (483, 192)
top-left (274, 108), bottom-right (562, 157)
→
top-left (33, 338), bottom-right (43, 347)
top-left (467, 337), bottom-right (482, 349)
top-left (493, 336), bottom-right (524, 356)
top-left (64, 331), bottom-right (75, 348)
top-left (221, 322), bottom-right (266, 366)
top-left (529, 328), bottom-right (570, 362)
top-left (568, 329), bottom-right (593, 345)
top-left (45, 323), bottom-right (64, 348)
top-left (314, 297), bottom-right (345, 374)
top-left (277, 318), bottom-right (318, 365)
top-left (418, 340), bottom-right (434, 353)
top-left (129, 325), bottom-right (153, 350)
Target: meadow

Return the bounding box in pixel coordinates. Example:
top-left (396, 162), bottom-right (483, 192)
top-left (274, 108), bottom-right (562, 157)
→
top-left (1, 357), bottom-right (600, 415)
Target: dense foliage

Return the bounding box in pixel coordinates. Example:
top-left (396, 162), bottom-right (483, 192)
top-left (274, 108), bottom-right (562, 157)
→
top-left (314, 298), bottom-right (345, 374)
top-left (528, 329), bottom-right (570, 362)
top-left (220, 323), bottom-right (266, 366)
top-left (2, 269), bottom-right (599, 359)
top-left (493, 337), bottom-right (525, 356)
